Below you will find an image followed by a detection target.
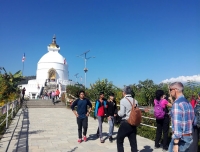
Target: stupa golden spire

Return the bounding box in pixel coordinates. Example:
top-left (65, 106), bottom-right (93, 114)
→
top-left (49, 35), bottom-right (59, 48)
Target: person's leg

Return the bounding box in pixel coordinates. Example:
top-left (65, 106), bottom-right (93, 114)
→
top-left (108, 117), bottom-right (113, 137)
top-left (77, 118), bottom-right (83, 139)
top-left (162, 116), bottom-right (170, 150)
top-left (82, 117), bottom-right (88, 137)
top-left (97, 116), bottom-right (103, 138)
top-left (168, 138), bottom-right (174, 152)
top-left (179, 136), bottom-right (193, 152)
top-left (127, 126), bottom-right (137, 152)
top-left (189, 126), bottom-right (198, 152)
top-left (117, 122), bottom-right (126, 152)
top-left (155, 119), bottom-right (163, 147)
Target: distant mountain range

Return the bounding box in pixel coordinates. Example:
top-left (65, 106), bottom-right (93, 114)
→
top-left (18, 76), bottom-right (36, 85)
top-left (162, 74), bottom-right (200, 84)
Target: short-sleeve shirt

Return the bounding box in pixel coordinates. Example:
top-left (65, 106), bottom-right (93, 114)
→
top-left (154, 99), bottom-right (168, 108)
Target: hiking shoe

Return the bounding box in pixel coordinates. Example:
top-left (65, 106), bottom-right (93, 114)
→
top-left (83, 136), bottom-right (87, 142)
top-left (154, 146), bottom-right (161, 149)
top-left (109, 136), bottom-right (113, 143)
top-left (100, 138), bottom-right (104, 143)
top-left (78, 139), bottom-right (82, 143)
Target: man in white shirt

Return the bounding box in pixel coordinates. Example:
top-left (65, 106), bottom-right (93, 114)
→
top-left (117, 86), bottom-right (138, 152)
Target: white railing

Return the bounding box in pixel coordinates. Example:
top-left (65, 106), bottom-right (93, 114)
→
top-left (0, 100), bottom-right (21, 128)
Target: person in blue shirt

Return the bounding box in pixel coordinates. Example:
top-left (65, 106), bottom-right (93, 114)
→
top-left (71, 90), bottom-right (92, 143)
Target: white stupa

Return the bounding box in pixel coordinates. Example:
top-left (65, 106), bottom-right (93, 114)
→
top-left (20, 35), bottom-right (74, 99)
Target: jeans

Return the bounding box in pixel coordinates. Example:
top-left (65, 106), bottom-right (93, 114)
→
top-left (108, 116), bottom-right (114, 136)
top-left (97, 116), bottom-right (104, 138)
top-left (52, 97), bottom-right (55, 103)
top-left (155, 115), bottom-right (170, 149)
top-left (77, 117), bottom-right (88, 139)
top-left (168, 136), bottom-right (193, 152)
top-left (117, 120), bottom-right (137, 152)
top-left (189, 126), bottom-right (199, 152)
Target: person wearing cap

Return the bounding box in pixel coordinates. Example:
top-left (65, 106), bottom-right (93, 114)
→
top-left (168, 82), bottom-right (194, 152)
top-left (189, 92), bottom-right (200, 152)
top-left (106, 92), bottom-right (117, 143)
top-left (117, 86), bottom-right (139, 152)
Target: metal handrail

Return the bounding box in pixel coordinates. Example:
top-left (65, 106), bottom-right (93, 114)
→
top-left (0, 100), bottom-right (21, 128)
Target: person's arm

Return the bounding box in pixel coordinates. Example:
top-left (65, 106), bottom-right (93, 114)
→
top-left (71, 99), bottom-right (79, 117)
top-left (105, 101), bottom-right (109, 117)
top-left (114, 101), bottom-right (117, 116)
top-left (94, 101), bottom-right (99, 117)
top-left (118, 99), bottom-right (125, 117)
top-left (86, 99), bottom-right (92, 116)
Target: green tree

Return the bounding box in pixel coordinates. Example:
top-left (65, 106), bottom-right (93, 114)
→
top-left (0, 68), bottom-right (23, 105)
top-left (87, 79), bottom-right (121, 103)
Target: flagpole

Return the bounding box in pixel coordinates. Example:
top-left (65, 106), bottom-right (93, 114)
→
top-left (22, 61), bottom-right (24, 76)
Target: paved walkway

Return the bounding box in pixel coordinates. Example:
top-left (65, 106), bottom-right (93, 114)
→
top-left (0, 100), bottom-right (160, 152)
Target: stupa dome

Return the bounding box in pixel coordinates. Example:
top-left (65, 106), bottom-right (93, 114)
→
top-left (38, 51), bottom-right (67, 65)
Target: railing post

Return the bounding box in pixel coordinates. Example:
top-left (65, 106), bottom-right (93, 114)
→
top-left (12, 102), bottom-right (14, 118)
top-left (6, 103), bottom-right (8, 129)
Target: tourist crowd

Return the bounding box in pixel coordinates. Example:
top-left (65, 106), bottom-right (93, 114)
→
top-left (71, 82), bottom-right (200, 152)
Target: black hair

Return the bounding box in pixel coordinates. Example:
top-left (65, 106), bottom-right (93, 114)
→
top-left (78, 90), bottom-right (85, 95)
top-left (109, 92), bottom-right (115, 96)
top-left (155, 90), bottom-right (164, 101)
top-left (99, 92), bottom-right (104, 96)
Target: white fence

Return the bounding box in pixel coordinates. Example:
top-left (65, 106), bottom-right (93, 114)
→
top-left (0, 100), bottom-right (21, 129)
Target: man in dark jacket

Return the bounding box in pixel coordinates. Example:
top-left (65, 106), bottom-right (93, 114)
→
top-left (71, 90), bottom-right (92, 143)
top-left (106, 93), bottom-right (117, 142)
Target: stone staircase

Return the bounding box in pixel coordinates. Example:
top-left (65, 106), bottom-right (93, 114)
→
top-left (26, 99), bottom-right (66, 108)
top-left (42, 81), bottom-right (58, 95)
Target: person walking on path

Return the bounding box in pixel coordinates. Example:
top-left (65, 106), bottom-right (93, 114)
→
top-left (51, 91), bottom-right (55, 105)
top-left (71, 90), bottom-right (92, 143)
top-left (94, 92), bottom-right (107, 143)
top-left (168, 82), bottom-right (194, 152)
top-left (22, 87), bottom-right (26, 100)
top-left (117, 86), bottom-right (139, 152)
top-left (106, 92), bottom-right (117, 143)
top-left (154, 90), bottom-right (172, 151)
top-left (189, 92), bottom-right (200, 152)
top-left (56, 89), bottom-right (60, 100)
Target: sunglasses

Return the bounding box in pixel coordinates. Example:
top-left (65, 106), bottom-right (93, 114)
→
top-left (170, 88), bottom-right (176, 91)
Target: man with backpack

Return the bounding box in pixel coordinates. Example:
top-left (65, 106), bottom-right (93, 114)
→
top-left (168, 82), bottom-right (194, 152)
top-left (189, 92), bottom-right (200, 152)
top-left (154, 90), bottom-right (172, 151)
top-left (117, 86), bottom-right (139, 152)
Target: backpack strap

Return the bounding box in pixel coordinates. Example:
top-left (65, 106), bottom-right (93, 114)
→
top-left (125, 97), bottom-right (136, 108)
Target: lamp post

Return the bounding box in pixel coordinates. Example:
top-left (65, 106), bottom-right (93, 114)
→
top-left (77, 50), bottom-right (95, 89)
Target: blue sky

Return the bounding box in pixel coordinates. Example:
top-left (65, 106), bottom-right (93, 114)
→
top-left (0, 0), bottom-right (199, 88)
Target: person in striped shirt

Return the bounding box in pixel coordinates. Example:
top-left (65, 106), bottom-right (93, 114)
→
top-left (168, 82), bottom-right (195, 152)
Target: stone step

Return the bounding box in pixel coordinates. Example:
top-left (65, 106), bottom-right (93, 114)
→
top-left (26, 100), bottom-right (66, 108)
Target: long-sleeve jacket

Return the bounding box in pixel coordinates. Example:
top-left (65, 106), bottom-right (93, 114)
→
top-left (106, 100), bottom-right (117, 117)
top-left (71, 98), bottom-right (92, 119)
top-left (94, 100), bottom-right (107, 117)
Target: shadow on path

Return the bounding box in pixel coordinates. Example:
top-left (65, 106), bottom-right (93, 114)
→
top-left (140, 146), bottom-right (154, 152)
top-left (67, 146), bottom-right (78, 152)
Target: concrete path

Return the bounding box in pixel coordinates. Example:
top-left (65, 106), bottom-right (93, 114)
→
top-left (0, 101), bottom-right (161, 152)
